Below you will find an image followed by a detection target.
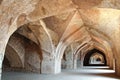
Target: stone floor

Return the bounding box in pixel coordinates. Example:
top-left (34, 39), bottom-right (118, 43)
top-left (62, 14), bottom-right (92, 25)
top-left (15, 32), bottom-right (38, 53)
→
top-left (1, 66), bottom-right (120, 80)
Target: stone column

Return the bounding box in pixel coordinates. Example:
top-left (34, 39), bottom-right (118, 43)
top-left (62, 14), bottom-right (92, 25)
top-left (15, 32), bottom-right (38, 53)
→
top-left (41, 59), bottom-right (61, 74)
top-left (73, 58), bottom-right (77, 69)
top-left (109, 58), bottom-right (113, 69)
top-left (112, 40), bottom-right (120, 76)
top-left (73, 55), bottom-right (82, 69)
top-left (115, 60), bottom-right (120, 76)
top-left (65, 51), bottom-right (73, 69)
top-left (113, 58), bottom-right (115, 70)
top-left (0, 55), bottom-right (4, 79)
top-left (73, 52), bottom-right (83, 69)
top-left (0, 35), bottom-right (10, 80)
top-left (114, 42), bottom-right (120, 76)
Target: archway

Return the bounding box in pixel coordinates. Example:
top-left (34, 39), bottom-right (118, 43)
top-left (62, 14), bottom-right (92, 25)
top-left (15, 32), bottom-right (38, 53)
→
top-left (89, 53), bottom-right (105, 65)
top-left (2, 33), bottom-right (25, 72)
top-left (83, 49), bottom-right (107, 66)
top-left (61, 45), bottom-right (73, 69)
top-left (2, 28), bottom-right (43, 73)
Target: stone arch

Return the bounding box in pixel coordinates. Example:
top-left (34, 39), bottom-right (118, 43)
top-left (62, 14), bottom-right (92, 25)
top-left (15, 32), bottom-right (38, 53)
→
top-left (73, 43), bottom-right (89, 69)
top-left (5, 44), bottom-right (23, 68)
top-left (0, 17), bottom-right (55, 74)
top-left (55, 11), bottom-right (84, 59)
top-left (83, 49), bottom-right (107, 66)
top-left (93, 42), bottom-right (111, 66)
top-left (27, 20), bottom-right (58, 73)
top-left (6, 33), bottom-right (25, 68)
top-left (24, 37), bottom-right (42, 73)
top-left (79, 8), bottom-right (120, 75)
top-left (54, 12), bottom-right (92, 73)
top-left (89, 52), bottom-right (105, 65)
top-left (16, 25), bottom-right (39, 45)
top-left (61, 45), bottom-right (73, 69)
top-left (91, 34), bottom-right (114, 68)
top-left (4, 29), bottom-right (43, 73)
top-left (79, 43), bottom-right (108, 67)
top-left (0, 0), bottom-right (77, 77)
top-left (9, 24), bottom-right (44, 73)
top-left (72, 40), bottom-right (109, 68)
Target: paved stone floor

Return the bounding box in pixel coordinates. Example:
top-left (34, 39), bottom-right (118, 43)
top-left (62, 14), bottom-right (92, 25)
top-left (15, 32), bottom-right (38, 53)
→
top-left (1, 66), bottom-right (120, 80)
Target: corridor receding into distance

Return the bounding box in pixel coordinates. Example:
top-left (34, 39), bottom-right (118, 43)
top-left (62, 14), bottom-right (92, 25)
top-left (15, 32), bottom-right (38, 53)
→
top-left (0, 0), bottom-right (120, 80)
top-left (2, 66), bottom-right (120, 80)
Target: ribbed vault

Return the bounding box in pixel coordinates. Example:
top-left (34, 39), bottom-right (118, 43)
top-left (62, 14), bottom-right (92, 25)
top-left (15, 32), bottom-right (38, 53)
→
top-left (1, 0), bottom-right (120, 80)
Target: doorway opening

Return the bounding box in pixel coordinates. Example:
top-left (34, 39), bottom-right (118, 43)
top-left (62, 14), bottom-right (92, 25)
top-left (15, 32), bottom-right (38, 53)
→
top-left (83, 49), bottom-right (107, 66)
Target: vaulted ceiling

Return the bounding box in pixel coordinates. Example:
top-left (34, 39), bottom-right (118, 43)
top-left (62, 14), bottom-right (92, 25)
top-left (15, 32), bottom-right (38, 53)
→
top-left (1, 0), bottom-right (120, 73)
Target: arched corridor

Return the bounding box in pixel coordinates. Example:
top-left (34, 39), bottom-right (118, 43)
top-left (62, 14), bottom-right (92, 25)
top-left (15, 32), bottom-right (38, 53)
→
top-left (2, 66), bottom-right (120, 80)
top-left (83, 49), bottom-right (107, 66)
top-left (0, 0), bottom-right (120, 80)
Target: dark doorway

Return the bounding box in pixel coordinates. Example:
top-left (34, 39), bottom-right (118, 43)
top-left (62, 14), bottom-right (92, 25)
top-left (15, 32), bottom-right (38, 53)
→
top-left (83, 49), bottom-right (107, 66)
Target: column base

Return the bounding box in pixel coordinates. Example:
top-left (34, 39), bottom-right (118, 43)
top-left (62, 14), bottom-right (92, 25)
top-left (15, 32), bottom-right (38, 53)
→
top-left (41, 59), bottom-right (61, 74)
top-left (115, 62), bottom-right (120, 76)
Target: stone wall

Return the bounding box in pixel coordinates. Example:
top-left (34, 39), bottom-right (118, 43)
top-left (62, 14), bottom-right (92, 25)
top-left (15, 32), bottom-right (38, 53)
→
top-left (1, 0), bottom-right (120, 80)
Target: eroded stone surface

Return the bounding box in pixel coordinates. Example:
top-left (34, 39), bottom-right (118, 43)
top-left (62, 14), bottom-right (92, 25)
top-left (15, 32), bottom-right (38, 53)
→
top-left (1, 0), bottom-right (120, 80)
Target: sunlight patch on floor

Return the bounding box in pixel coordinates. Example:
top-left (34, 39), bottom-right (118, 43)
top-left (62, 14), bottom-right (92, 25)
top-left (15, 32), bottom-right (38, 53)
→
top-left (2, 66), bottom-right (120, 80)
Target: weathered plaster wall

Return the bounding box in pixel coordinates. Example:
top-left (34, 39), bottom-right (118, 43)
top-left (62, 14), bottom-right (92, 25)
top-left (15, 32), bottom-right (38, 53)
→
top-left (1, 0), bottom-right (120, 79)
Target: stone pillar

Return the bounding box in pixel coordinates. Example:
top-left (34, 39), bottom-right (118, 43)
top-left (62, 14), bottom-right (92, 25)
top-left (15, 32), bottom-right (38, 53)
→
top-left (109, 58), bottom-right (113, 69)
top-left (113, 44), bottom-right (120, 76)
top-left (113, 58), bottom-right (115, 70)
top-left (73, 59), bottom-right (77, 69)
top-left (0, 40), bottom-right (7, 80)
top-left (0, 35), bottom-right (10, 80)
top-left (65, 51), bottom-right (73, 69)
top-left (115, 60), bottom-right (120, 76)
top-left (60, 45), bottom-right (74, 69)
top-left (73, 55), bottom-right (83, 69)
top-left (80, 51), bottom-right (84, 68)
top-left (41, 59), bottom-right (61, 74)
top-left (0, 55), bottom-right (3, 79)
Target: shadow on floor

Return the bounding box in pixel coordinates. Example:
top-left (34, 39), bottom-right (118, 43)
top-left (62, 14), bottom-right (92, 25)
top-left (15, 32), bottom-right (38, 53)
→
top-left (2, 66), bottom-right (120, 80)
